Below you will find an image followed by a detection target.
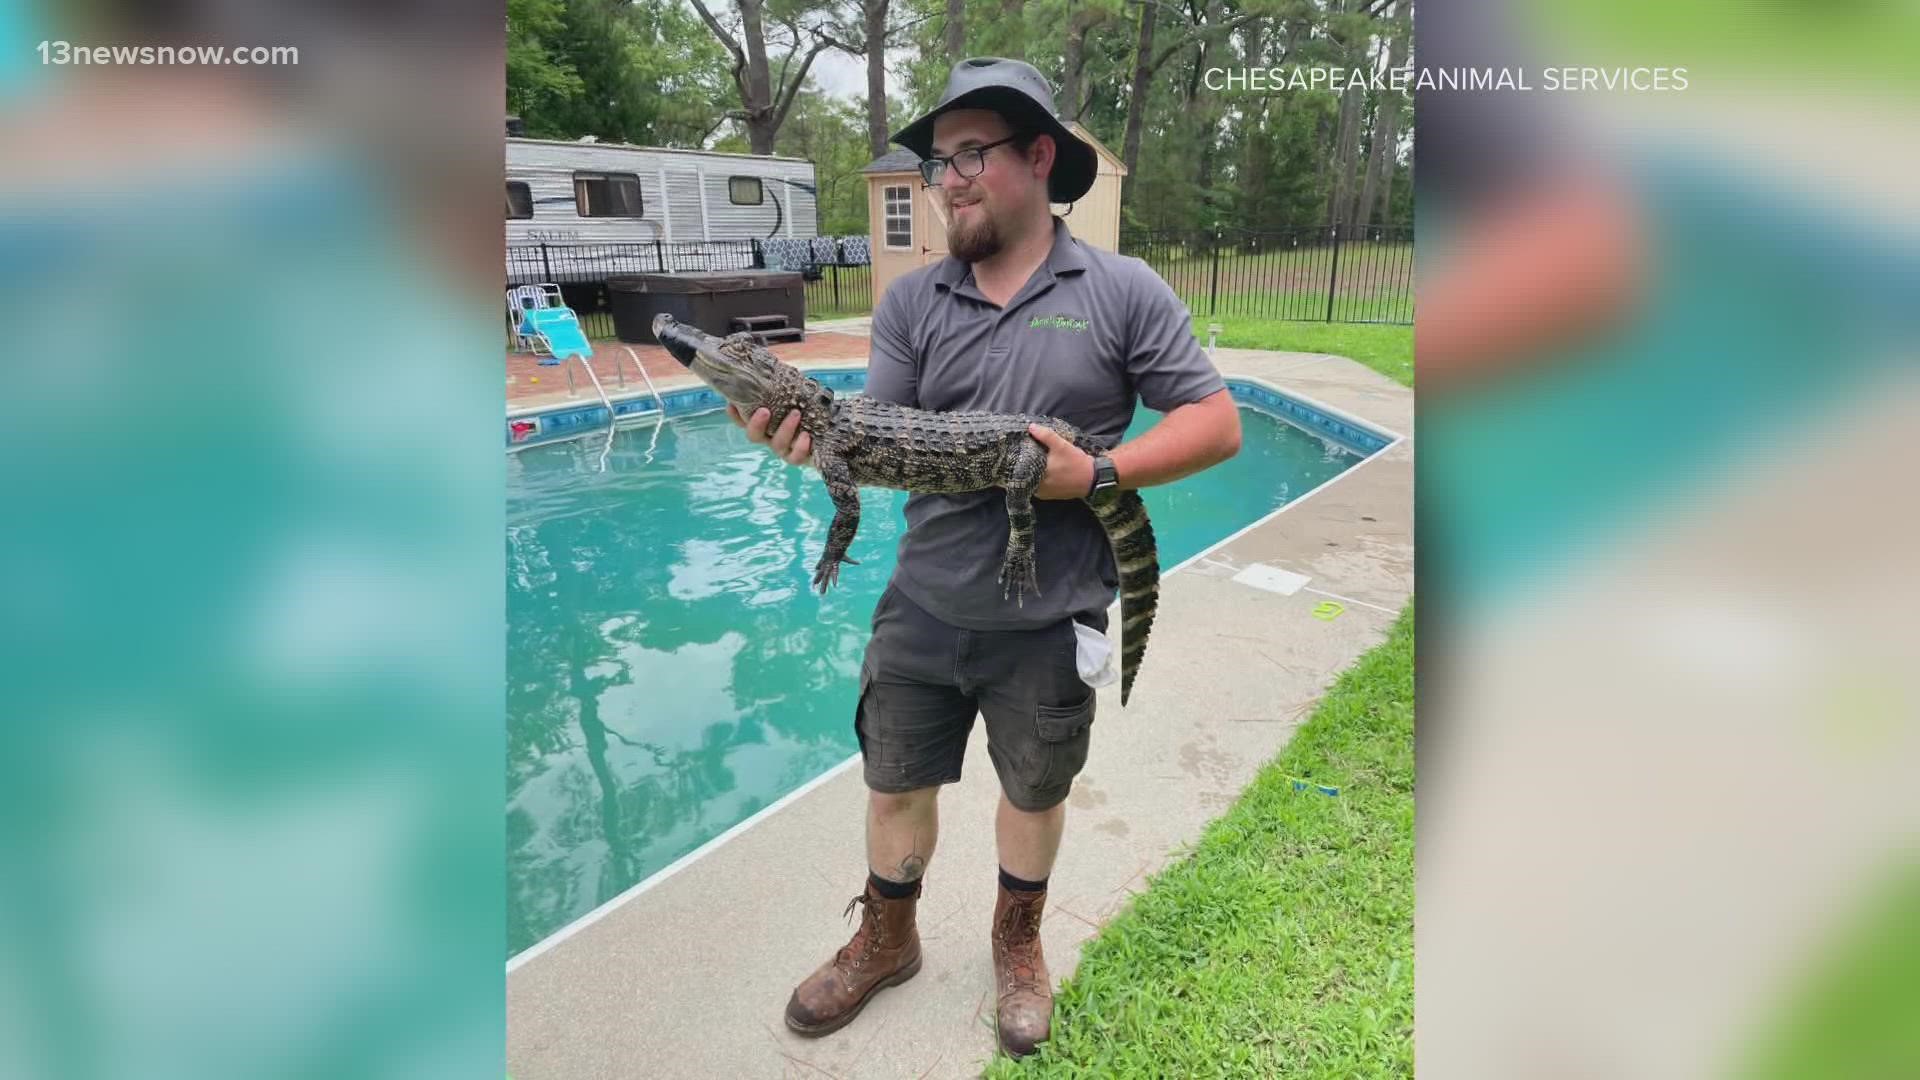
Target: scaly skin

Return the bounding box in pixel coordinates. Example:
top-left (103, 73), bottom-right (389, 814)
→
top-left (655, 316), bottom-right (1160, 705)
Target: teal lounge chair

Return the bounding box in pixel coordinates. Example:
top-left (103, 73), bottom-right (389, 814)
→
top-left (522, 306), bottom-right (592, 367)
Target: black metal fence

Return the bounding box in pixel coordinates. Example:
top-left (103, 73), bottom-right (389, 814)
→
top-left (1120, 224), bottom-right (1413, 324)
top-left (506, 226), bottom-right (1410, 347)
top-left (505, 239), bottom-right (874, 343)
top-left (802, 262), bottom-right (874, 319)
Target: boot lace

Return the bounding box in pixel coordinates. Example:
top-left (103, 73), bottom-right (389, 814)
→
top-left (995, 897), bottom-right (1045, 995)
top-left (835, 893), bottom-right (883, 979)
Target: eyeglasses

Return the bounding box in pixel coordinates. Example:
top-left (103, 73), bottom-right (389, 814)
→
top-left (918, 134), bottom-right (1022, 187)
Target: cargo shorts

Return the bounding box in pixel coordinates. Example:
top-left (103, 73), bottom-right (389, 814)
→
top-left (854, 583), bottom-right (1106, 812)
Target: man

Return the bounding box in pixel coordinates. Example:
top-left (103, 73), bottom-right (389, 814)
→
top-left (729, 58), bottom-right (1241, 1059)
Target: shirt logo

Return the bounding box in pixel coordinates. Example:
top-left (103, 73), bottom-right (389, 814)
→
top-left (1028, 313), bottom-right (1090, 333)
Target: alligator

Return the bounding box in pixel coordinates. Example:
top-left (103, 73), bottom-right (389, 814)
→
top-left (652, 314), bottom-right (1160, 706)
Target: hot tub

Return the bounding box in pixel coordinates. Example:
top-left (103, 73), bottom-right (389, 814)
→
top-left (606, 270), bottom-right (805, 344)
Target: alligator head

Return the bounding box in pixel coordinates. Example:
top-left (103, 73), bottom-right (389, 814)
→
top-left (652, 315), bottom-right (833, 431)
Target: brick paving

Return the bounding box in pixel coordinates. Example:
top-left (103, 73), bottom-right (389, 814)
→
top-left (506, 332), bottom-right (871, 410)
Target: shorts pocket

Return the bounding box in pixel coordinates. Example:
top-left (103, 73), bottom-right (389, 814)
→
top-left (1035, 689), bottom-right (1095, 742)
top-left (1030, 690), bottom-right (1095, 794)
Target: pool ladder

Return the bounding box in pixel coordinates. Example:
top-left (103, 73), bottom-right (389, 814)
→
top-left (567, 347), bottom-right (668, 471)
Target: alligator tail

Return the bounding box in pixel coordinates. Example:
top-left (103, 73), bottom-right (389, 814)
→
top-left (1081, 483), bottom-right (1159, 707)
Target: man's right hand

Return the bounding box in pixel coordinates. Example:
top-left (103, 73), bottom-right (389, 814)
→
top-left (727, 404), bottom-right (814, 467)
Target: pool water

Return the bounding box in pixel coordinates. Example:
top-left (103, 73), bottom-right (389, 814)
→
top-left (507, 403), bottom-right (1364, 958)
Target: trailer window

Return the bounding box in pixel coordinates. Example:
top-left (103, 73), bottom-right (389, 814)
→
top-left (728, 176), bottom-right (764, 205)
top-left (883, 185), bottom-right (912, 249)
top-left (573, 171), bottom-right (644, 217)
top-left (506, 182), bottom-right (533, 219)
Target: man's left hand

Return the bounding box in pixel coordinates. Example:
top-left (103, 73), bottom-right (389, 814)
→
top-left (1027, 425), bottom-right (1097, 500)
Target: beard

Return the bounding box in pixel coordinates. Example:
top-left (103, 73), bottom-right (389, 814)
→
top-left (945, 200), bottom-right (1005, 263)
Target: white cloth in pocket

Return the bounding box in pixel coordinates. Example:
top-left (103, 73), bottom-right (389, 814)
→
top-left (1072, 620), bottom-right (1120, 689)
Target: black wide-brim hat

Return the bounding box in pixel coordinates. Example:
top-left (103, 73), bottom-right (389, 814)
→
top-left (889, 58), bottom-right (1097, 204)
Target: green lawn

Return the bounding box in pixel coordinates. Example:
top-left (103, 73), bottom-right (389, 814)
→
top-left (1195, 317), bottom-right (1413, 388)
top-left (987, 602), bottom-right (1414, 1078)
top-left (545, 311), bottom-right (1414, 393)
top-left (1180, 290), bottom-right (1413, 326)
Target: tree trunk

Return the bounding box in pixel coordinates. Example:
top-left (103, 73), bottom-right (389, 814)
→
top-left (739, 0), bottom-right (777, 154)
top-left (1356, 13), bottom-right (1406, 230)
top-left (1372, 151), bottom-right (1394, 227)
top-left (1241, 17), bottom-right (1265, 84)
top-left (1391, 145), bottom-right (1411, 224)
top-left (1353, 38), bottom-right (1385, 229)
top-left (1237, 18), bottom-right (1269, 227)
top-left (1189, 0), bottom-right (1226, 216)
top-left (1061, 4), bottom-right (1089, 120)
top-left (688, 0), bottom-right (830, 154)
top-left (1324, 3), bottom-right (1367, 227)
top-left (1001, 0), bottom-right (1026, 59)
top-left (945, 0), bottom-right (965, 61)
top-left (1120, 0), bottom-right (1157, 207)
top-left (865, 0), bottom-right (890, 158)
top-left (1326, 84), bottom-right (1361, 226)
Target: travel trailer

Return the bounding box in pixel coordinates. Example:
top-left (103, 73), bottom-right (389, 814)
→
top-left (506, 137), bottom-right (818, 277)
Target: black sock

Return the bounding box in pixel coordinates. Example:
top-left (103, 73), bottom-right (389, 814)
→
top-left (999, 867), bottom-right (1048, 894)
top-left (868, 871), bottom-right (919, 899)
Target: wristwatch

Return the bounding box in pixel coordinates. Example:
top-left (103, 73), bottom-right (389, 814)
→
top-left (1088, 454), bottom-right (1119, 496)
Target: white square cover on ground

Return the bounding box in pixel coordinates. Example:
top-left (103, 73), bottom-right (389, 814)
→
top-left (1230, 562), bottom-right (1312, 595)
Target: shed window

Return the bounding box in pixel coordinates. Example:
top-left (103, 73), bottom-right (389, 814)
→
top-left (728, 176), bottom-right (764, 205)
top-left (883, 185), bottom-right (912, 249)
top-left (572, 171), bottom-right (643, 217)
top-left (506, 181), bottom-right (533, 219)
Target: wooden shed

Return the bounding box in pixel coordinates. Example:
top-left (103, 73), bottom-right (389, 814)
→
top-left (862, 122), bottom-right (1127, 307)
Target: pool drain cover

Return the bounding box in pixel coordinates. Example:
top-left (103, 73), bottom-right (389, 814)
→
top-left (1231, 563), bottom-right (1311, 596)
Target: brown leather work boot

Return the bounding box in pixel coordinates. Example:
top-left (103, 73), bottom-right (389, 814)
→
top-left (784, 878), bottom-right (923, 1037)
top-left (991, 883), bottom-right (1053, 1058)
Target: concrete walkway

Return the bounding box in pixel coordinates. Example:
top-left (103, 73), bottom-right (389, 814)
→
top-left (506, 347), bottom-right (1412, 1080)
top-left (806, 315), bottom-right (874, 336)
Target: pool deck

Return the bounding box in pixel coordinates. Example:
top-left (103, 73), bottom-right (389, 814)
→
top-left (507, 330), bottom-right (875, 411)
top-left (505, 338), bottom-right (1413, 1079)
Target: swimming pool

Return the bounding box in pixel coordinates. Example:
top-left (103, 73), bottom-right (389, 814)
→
top-left (507, 386), bottom-right (1380, 958)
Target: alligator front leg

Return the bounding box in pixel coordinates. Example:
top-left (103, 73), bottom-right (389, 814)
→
top-left (997, 438), bottom-right (1047, 606)
top-left (812, 448), bottom-right (862, 593)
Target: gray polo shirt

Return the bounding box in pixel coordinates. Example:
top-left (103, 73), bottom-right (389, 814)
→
top-left (865, 216), bottom-right (1227, 631)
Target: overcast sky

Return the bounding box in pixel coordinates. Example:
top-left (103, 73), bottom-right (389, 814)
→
top-left (796, 46), bottom-right (911, 104)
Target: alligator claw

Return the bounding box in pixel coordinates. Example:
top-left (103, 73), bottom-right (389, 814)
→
top-left (812, 552), bottom-right (856, 593)
top-left (997, 551), bottom-right (1040, 608)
